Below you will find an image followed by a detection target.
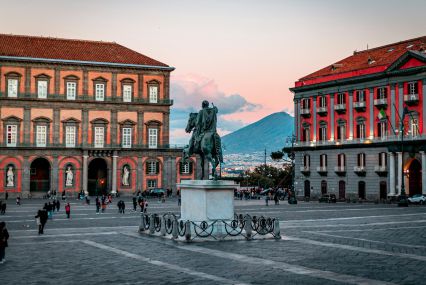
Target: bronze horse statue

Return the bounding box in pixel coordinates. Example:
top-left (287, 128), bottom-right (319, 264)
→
top-left (184, 112), bottom-right (223, 179)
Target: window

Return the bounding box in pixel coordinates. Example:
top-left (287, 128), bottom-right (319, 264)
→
top-left (147, 179), bottom-right (157, 188)
top-left (302, 128), bottom-right (310, 142)
top-left (411, 117), bottom-right (419, 137)
top-left (319, 126), bottom-right (327, 141)
top-left (337, 93), bottom-right (345, 105)
top-left (37, 80), bottom-right (48, 99)
top-left (6, 125), bottom-right (17, 147)
top-left (379, 152), bottom-right (387, 167)
top-left (377, 121), bottom-right (387, 139)
top-left (319, 96), bottom-right (326, 108)
top-left (356, 123), bottom-right (366, 140)
top-left (65, 126), bottom-right (76, 147)
top-left (36, 125), bottom-right (47, 147)
top-left (337, 124), bottom-right (346, 141)
top-left (149, 85), bottom-right (158, 103)
top-left (408, 82), bottom-right (418, 95)
top-left (337, 153), bottom-right (346, 167)
top-left (377, 87), bottom-right (387, 99)
top-left (146, 161), bottom-right (159, 174)
top-left (356, 90), bottom-right (365, 102)
top-left (7, 79), bottom-right (18, 98)
top-left (148, 128), bottom-right (158, 148)
top-left (357, 153), bottom-right (366, 167)
top-left (123, 85), bottom-right (132, 102)
top-left (94, 127), bottom-right (104, 148)
top-left (303, 155), bottom-right (310, 168)
top-left (122, 127), bottom-right (132, 148)
top-left (320, 154), bottom-right (327, 167)
top-left (66, 82), bottom-right (77, 100)
top-left (301, 98), bottom-right (310, 109)
top-left (95, 84), bottom-right (105, 101)
top-left (180, 161), bottom-right (192, 174)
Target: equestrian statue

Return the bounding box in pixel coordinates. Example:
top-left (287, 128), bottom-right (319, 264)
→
top-left (184, 100), bottom-right (223, 179)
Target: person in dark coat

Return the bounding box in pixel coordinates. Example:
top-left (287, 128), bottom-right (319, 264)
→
top-left (139, 199), bottom-right (145, 213)
top-left (56, 200), bottom-right (60, 212)
top-left (120, 200), bottom-right (125, 214)
top-left (1, 202), bottom-right (6, 215)
top-left (35, 209), bottom-right (48, 234)
top-left (95, 197), bottom-right (100, 214)
top-left (132, 197), bottom-right (137, 211)
top-left (0, 222), bottom-right (9, 264)
top-left (5, 192), bottom-right (8, 200)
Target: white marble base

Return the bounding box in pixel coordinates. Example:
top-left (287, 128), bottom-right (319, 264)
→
top-left (178, 180), bottom-right (236, 222)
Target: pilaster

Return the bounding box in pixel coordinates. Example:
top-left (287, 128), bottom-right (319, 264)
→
top-left (112, 72), bottom-right (117, 100)
top-left (330, 93), bottom-right (335, 141)
top-left (82, 109), bottom-right (88, 147)
top-left (137, 156), bottom-right (143, 191)
top-left (312, 95), bottom-right (317, 142)
top-left (164, 72), bottom-right (170, 99)
top-left (397, 152), bottom-right (402, 195)
top-left (83, 69), bottom-right (88, 98)
top-left (25, 67), bottom-right (31, 94)
top-left (398, 85), bottom-right (404, 122)
top-left (53, 108), bottom-right (60, 146)
top-left (138, 73), bottom-right (144, 99)
top-left (112, 151), bottom-right (118, 194)
top-left (163, 112), bottom-right (170, 146)
top-left (111, 110), bottom-right (117, 147)
top-left (54, 68), bottom-right (60, 95)
top-left (389, 152), bottom-right (396, 196)
top-left (137, 111), bottom-right (144, 146)
top-left (369, 88), bottom-right (374, 139)
top-left (82, 151), bottom-right (88, 195)
top-left (51, 155), bottom-right (59, 192)
top-left (22, 156), bottom-right (30, 197)
top-left (23, 107), bottom-right (31, 144)
top-left (348, 90), bottom-right (353, 140)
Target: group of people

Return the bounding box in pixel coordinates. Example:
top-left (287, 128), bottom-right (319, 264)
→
top-left (132, 196), bottom-right (148, 213)
top-left (95, 195), bottom-right (112, 213)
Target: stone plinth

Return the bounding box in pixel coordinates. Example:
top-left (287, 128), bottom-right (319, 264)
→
top-left (178, 180), bottom-right (236, 222)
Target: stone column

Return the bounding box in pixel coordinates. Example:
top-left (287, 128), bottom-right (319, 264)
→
top-left (421, 151), bottom-right (426, 195)
top-left (82, 69), bottom-right (88, 100)
top-left (397, 152), bottom-right (402, 195)
top-left (137, 156), bottom-right (143, 192)
top-left (23, 107), bottom-right (31, 145)
top-left (112, 151), bottom-right (118, 194)
top-left (137, 111), bottom-right (144, 147)
top-left (82, 151), bottom-right (89, 195)
top-left (22, 156), bottom-right (30, 197)
top-left (312, 95), bottom-right (317, 142)
top-left (138, 73), bottom-right (144, 100)
top-left (53, 108), bottom-right (60, 146)
top-left (348, 91), bottom-right (353, 140)
top-left (51, 155), bottom-right (59, 192)
top-left (163, 112), bottom-right (170, 147)
top-left (330, 93), bottom-right (335, 141)
top-left (111, 110), bottom-right (117, 147)
top-left (369, 88), bottom-right (374, 139)
top-left (398, 85), bottom-right (404, 122)
top-left (389, 152), bottom-right (396, 196)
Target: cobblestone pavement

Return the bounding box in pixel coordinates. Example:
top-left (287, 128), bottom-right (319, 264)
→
top-left (1, 197), bottom-right (426, 285)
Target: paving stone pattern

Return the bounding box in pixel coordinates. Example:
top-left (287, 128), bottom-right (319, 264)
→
top-left (0, 197), bottom-right (425, 285)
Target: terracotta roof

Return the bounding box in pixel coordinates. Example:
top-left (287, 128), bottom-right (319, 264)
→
top-left (297, 35), bottom-right (426, 85)
top-left (0, 34), bottom-right (170, 68)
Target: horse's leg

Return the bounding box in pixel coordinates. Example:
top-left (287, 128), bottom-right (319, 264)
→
top-left (200, 154), bottom-right (205, 179)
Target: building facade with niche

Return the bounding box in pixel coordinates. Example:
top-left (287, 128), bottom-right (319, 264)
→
top-left (289, 36), bottom-right (426, 200)
top-left (0, 34), bottom-right (198, 197)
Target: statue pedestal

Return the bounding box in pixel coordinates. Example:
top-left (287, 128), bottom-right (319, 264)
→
top-left (178, 180), bottom-right (236, 222)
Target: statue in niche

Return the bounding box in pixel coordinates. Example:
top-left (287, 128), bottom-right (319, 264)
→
top-left (65, 166), bottom-right (74, 187)
top-left (122, 166), bottom-right (130, 186)
top-left (6, 166), bottom-right (14, 187)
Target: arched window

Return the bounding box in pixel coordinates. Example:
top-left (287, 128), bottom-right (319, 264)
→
top-left (5, 72), bottom-right (21, 98)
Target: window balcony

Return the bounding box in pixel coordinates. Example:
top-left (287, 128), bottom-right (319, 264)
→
top-left (374, 98), bottom-right (388, 108)
top-left (334, 166), bottom-right (346, 175)
top-left (404, 94), bottom-right (419, 105)
top-left (317, 107), bottom-right (327, 116)
top-left (353, 166), bottom-right (366, 176)
top-left (316, 166), bottom-right (327, 175)
top-left (300, 108), bottom-right (311, 118)
top-left (353, 101), bottom-right (366, 112)
top-left (300, 166), bottom-right (310, 175)
top-left (334, 104), bottom-right (346, 113)
top-left (374, 165), bottom-right (387, 176)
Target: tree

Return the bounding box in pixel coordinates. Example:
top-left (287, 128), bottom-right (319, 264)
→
top-left (241, 164), bottom-right (292, 189)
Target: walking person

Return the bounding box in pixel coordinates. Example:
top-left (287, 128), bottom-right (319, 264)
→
top-left (139, 198), bottom-right (145, 213)
top-left (0, 222), bottom-right (10, 264)
top-left (35, 209), bottom-right (48, 234)
top-left (65, 203), bottom-right (71, 219)
top-left (5, 192), bottom-right (8, 200)
top-left (16, 196), bottom-right (21, 206)
top-left (56, 200), bottom-right (60, 212)
top-left (101, 200), bottom-right (107, 213)
top-left (1, 201), bottom-right (6, 215)
top-left (132, 196), bottom-right (137, 211)
top-left (95, 197), bottom-right (100, 214)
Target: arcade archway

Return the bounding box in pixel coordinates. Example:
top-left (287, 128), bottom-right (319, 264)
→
top-left (88, 158), bottom-right (108, 196)
top-left (30, 158), bottom-right (51, 192)
top-left (406, 159), bottom-right (422, 196)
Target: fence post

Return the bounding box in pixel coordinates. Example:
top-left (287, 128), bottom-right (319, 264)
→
top-left (185, 220), bottom-right (191, 242)
top-left (244, 215), bottom-right (252, 240)
top-left (149, 215), bottom-right (155, 234)
top-left (172, 218), bottom-right (178, 239)
top-left (273, 218), bottom-right (281, 239)
top-left (139, 213), bottom-right (146, 233)
top-left (160, 216), bottom-right (166, 236)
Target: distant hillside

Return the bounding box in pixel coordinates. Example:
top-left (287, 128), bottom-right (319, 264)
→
top-left (222, 112), bottom-right (294, 154)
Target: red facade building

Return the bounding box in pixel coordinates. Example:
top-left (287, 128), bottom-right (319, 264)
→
top-left (0, 34), bottom-right (198, 197)
top-left (291, 36), bottom-right (426, 200)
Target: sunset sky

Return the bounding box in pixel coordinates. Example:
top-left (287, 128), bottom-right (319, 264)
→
top-left (1, 0), bottom-right (425, 144)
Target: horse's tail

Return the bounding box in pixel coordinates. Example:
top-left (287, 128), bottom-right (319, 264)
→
top-left (214, 133), bottom-right (223, 163)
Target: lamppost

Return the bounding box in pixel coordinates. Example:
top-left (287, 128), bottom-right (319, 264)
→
top-left (398, 107), bottom-right (409, 207)
top-left (286, 134), bottom-right (297, 205)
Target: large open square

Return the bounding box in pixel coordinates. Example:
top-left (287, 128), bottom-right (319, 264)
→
top-left (1, 198), bottom-right (425, 285)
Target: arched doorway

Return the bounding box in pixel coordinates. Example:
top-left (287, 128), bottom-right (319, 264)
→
top-left (358, 181), bottom-right (366, 199)
top-left (30, 158), bottom-right (51, 192)
top-left (407, 159), bottom-right (422, 196)
top-left (339, 180), bottom-right (346, 200)
top-left (321, 180), bottom-right (327, 195)
top-left (380, 181), bottom-right (387, 200)
top-left (304, 180), bottom-right (310, 197)
top-left (88, 158), bottom-right (108, 196)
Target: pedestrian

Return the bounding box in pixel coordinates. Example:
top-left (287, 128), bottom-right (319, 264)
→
top-left (144, 200), bottom-right (148, 213)
top-left (139, 199), bottom-right (145, 213)
top-left (117, 200), bottom-right (122, 213)
top-left (65, 203), bottom-right (71, 218)
top-left (56, 199), bottom-right (60, 212)
top-left (101, 200), bottom-right (106, 213)
top-left (178, 193), bottom-right (181, 206)
top-left (5, 192), bottom-right (8, 200)
top-left (16, 196), bottom-right (21, 206)
top-left (119, 200), bottom-right (125, 214)
top-left (35, 209), bottom-right (48, 234)
top-left (1, 202), bottom-right (6, 215)
top-left (0, 222), bottom-right (10, 264)
top-left (265, 194), bottom-right (269, 206)
top-left (52, 200), bottom-right (57, 212)
top-left (274, 193), bottom-right (279, 205)
top-left (132, 196), bottom-right (137, 211)
top-left (47, 202), bottom-right (53, 219)
top-left (95, 197), bottom-right (100, 214)
top-left (61, 191), bottom-right (66, 201)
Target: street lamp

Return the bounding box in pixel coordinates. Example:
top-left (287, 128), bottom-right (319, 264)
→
top-left (398, 107), bottom-right (410, 207)
top-left (286, 134), bottom-right (298, 205)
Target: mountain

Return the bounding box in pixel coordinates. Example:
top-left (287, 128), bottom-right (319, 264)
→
top-left (222, 112), bottom-right (294, 154)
